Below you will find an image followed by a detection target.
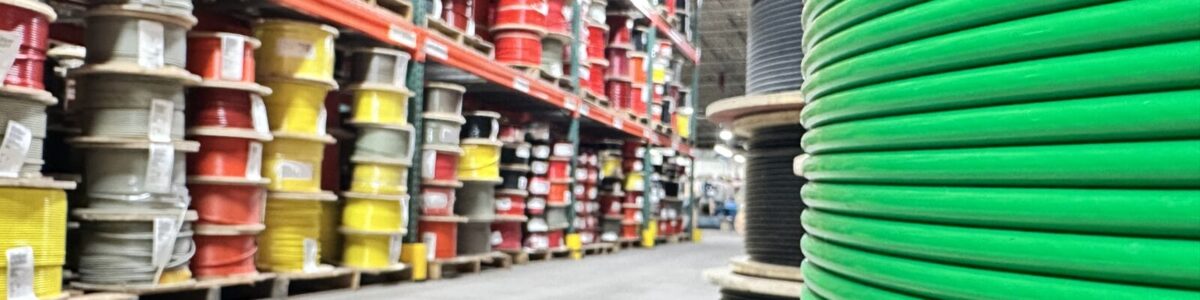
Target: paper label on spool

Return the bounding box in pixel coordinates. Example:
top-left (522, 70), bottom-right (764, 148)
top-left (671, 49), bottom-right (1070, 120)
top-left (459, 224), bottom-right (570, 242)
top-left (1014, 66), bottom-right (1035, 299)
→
top-left (220, 35), bottom-right (245, 81)
top-left (0, 30), bottom-right (22, 87)
top-left (513, 78), bottom-right (530, 93)
top-left (527, 198), bottom-right (545, 211)
top-left (246, 142), bottom-right (263, 179)
top-left (303, 238), bottom-right (319, 272)
top-left (613, 117), bottom-right (623, 130)
top-left (529, 235), bottom-right (548, 249)
top-left (530, 161), bottom-right (548, 175)
top-left (573, 184), bottom-right (584, 196)
top-left (421, 151), bottom-right (437, 179)
top-left (516, 146), bottom-right (531, 159)
top-left (422, 233), bottom-right (437, 260)
top-left (563, 190), bottom-right (572, 203)
top-left (490, 231), bottom-right (503, 246)
top-left (6, 246), bottom-right (35, 300)
top-left (588, 187), bottom-right (598, 199)
top-left (636, 195), bottom-right (644, 206)
top-left (564, 98), bottom-right (576, 110)
top-left (249, 94), bottom-right (271, 135)
top-left (0, 121), bottom-right (32, 177)
top-left (611, 202), bottom-right (621, 213)
top-left (277, 159), bottom-right (313, 180)
top-left (388, 234), bottom-right (403, 263)
top-left (424, 192), bottom-right (448, 209)
top-left (517, 176), bottom-right (528, 190)
top-left (574, 169), bottom-right (586, 181)
top-left (138, 20), bottom-right (165, 68)
top-left (151, 217), bottom-right (178, 267)
top-left (440, 127), bottom-right (456, 143)
top-left (387, 25), bottom-right (418, 48)
top-left (579, 103), bottom-right (590, 116)
top-left (532, 145), bottom-right (551, 159)
top-left (424, 40), bottom-right (449, 61)
top-left (145, 143), bottom-right (175, 193)
top-left (537, 2), bottom-right (549, 16)
top-left (316, 107), bottom-right (328, 135)
top-left (148, 99), bottom-right (174, 142)
top-left (495, 198), bottom-right (512, 211)
top-left (553, 143), bottom-right (574, 157)
top-left (277, 38), bottom-right (316, 59)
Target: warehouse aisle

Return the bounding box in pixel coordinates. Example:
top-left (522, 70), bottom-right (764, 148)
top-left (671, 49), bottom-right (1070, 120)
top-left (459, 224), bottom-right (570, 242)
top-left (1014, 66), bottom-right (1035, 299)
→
top-left (299, 230), bottom-right (742, 300)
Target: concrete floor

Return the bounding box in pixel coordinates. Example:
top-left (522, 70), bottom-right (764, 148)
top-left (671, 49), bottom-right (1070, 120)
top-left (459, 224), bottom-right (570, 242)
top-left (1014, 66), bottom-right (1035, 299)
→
top-left (298, 230), bottom-right (743, 300)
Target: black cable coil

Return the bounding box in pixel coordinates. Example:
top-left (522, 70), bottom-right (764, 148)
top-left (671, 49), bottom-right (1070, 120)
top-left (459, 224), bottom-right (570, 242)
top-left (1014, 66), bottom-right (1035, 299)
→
top-left (746, 0), bottom-right (804, 95)
top-left (742, 123), bottom-right (807, 267)
top-left (721, 289), bottom-right (796, 300)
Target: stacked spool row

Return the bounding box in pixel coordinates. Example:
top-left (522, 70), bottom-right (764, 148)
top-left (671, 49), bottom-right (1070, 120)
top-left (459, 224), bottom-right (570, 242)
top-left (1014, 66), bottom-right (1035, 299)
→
top-left (452, 110), bottom-right (504, 257)
top-left (521, 122), bottom-right (565, 250)
top-left (652, 148), bottom-right (687, 238)
top-left (416, 81), bottom-right (466, 261)
top-left (493, 126), bottom-right (532, 252)
top-left (571, 150), bottom-right (601, 244)
top-left (68, 0), bottom-right (204, 287)
top-left (798, 1), bottom-right (1200, 299)
top-left (618, 141), bottom-right (650, 240)
top-left (545, 140), bottom-right (576, 248)
top-left (594, 142), bottom-right (627, 242)
top-left (0, 0), bottom-right (71, 297)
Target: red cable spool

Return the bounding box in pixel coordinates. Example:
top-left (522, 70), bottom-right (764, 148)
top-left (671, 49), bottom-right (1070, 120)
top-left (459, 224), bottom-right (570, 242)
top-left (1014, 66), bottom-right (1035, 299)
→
top-left (586, 168), bottom-right (598, 184)
top-left (472, 0), bottom-right (494, 39)
top-left (491, 0), bottom-right (547, 33)
top-left (190, 184), bottom-right (266, 225)
top-left (189, 89), bottom-right (256, 129)
top-left (189, 135), bottom-right (259, 177)
top-left (0, 1), bottom-right (52, 90)
top-left (620, 222), bottom-right (638, 239)
top-left (622, 206), bottom-right (640, 221)
top-left (420, 217), bottom-right (465, 259)
top-left (605, 78), bottom-right (631, 110)
top-left (605, 16), bottom-right (633, 50)
top-left (527, 196), bottom-right (546, 215)
top-left (494, 30), bottom-right (543, 68)
top-left (187, 31), bottom-right (259, 83)
top-left (495, 189), bottom-right (527, 216)
top-left (425, 148), bottom-right (462, 182)
top-left (585, 22), bottom-right (608, 61)
top-left (546, 157), bottom-right (570, 181)
top-left (587, 59), bottom-right (608, 96)
top-left (605, 47), bottom-right (631, 80)
top-left (623, 189), bottom-right (641, 204)
top-left (525, 231), bottom-right (549, 249)
top-left (629, 52), bottom-right (647, 83)
top-left (544, 0), bottom-right (570, 35)
top-left (599, 194), bottom-right (620, 215)
top-left (442, 0), bottom-right (473, 31)
top-left (629, 83), bottom-right (647, 118)
top-left (491, 221), bottom-right (523, 251)
top-left (547, 229), bottom-right (564, 249)
top-left (421, 183), bottom-right (459, 216)
top-left (498, 125), bottom-right (524, 143)
top-left (528, 175), bottom-right (550, 196)
top-left (546, 180), bottom-right (570, 204)
top-left (195, 12), bottom-right (252, 36)
top-left (192, 234), bottom-right (258, 278)
top-left (575, 60), bottom-right (591, 95)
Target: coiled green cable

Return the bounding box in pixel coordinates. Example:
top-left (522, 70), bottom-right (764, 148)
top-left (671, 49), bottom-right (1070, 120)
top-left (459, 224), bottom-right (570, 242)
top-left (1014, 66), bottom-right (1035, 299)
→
top-left (801, 0), bottom-right (924, 53)
top-left (802, 261), bottom-right (918, 300)
top-left (801, 0), bottom-right (840, 31)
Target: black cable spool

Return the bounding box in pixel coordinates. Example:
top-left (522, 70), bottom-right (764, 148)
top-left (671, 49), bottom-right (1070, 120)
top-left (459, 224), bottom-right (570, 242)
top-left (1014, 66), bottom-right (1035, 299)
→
top-left (720, 289), bottom-right (795, 300)
top-left (501, 142), bottom-right (531, 165)
top-left (746, 0), bottom-right (804, 95)
top-left (742, 123), bottom-right (806, 267)
top-left (462, 111), bottom-right (500, 139)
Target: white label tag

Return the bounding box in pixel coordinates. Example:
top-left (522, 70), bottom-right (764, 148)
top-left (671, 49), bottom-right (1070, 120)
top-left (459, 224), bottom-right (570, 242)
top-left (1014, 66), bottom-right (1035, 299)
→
top-left (249, 94), bottom-right (271, 135)
top-left (245, 142), bottom-right (263, 179)
top-left (553, 143), bottom-right (574, 157)
top-left (643, 128), bottom-right (653, 139)
top-left (151, 217), bottom-right (177, 267)
top-left (422, 151), bottom-right (437, 179)
top-left (513, 78), bottom-right (530, 93)
top-left (613, 117), bottom-right (624, 130)
top-left (424, 40), bottom-right (449, 61)
top-left (138, 20), bottom-right (164, 68)
top-left (611, 202), bottom-right (621, 212)
top-left (0, 121), bottom-right (32, 177)
top-left (579, 104), bottom-right (590, 115)
top-left (220, 35), bottom-right (245, 81)
top-left (537, 2), bottom-right (549, 16)
top-left (145, 143), bottom-right (174, 193)
top-left (516, 145), bottom-right (531, 159)
top-left (517, 176), bottom-right (528, 190)
top-left (529, 235), bottom-right (548, 249)
top-left (388, 234), bottom-right (403, 263)
top-left (528, 198), bottom-right (545, 211)
top-left (440, 127), bottom-right (456, 143)
top-left (423, 233), bottom-right (437, 260)
top-left (530, 178), bottom-right (550, 195)
top-left (277, 38), bottom-right (316, 59)
top-left (0, 30), bottom-right (22, 87)
top-left (580, 67), bottom-right (591, 80)
top-left (496, 198), bottom-right (512, 211)
top-left (6, 247), bottom-right (35, 300)
top-left (316, 107), bottom-right (328, 136)
top-left (531, 161), bottom-right (549, 175)
top-left (277, 159), bottom-right (313, 180)
top-left (424, 192), bottom-right (448, 209)
top-left (388, 25), bottom-right (418, 48)
top-left (490, 231), bottom-right (503, 246)
top-left (575, 169), bottom-right (586, 180)
top-left (564, 98), bottom-right (576, 111)
top-left (148, 99), bottom-right (174, 142)
top-left (573, 184), bottom-right (584, 196)
top-left (533, 145), bottom-right (551, 159)
top-left (303, 238), bottom-right (319, 272)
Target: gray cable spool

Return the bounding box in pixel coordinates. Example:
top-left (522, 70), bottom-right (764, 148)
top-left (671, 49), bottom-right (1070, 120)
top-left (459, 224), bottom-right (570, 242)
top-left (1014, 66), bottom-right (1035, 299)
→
top-left (745, 0), bottom-right (804, 95)
top-left (351, 47), bottom-right (412, 85)
top-left (454, 180), bottom-right (497, 220)
top-left (422, 113), bottom-right (466, 146)
top-left (0, 91), bottom-right (51, 175)
top-left (89, 0), bottom-right (195, 15)
top-left (541, 35), bottom-right (569, 78)
top-left (76, 140), bottom-right (196, 198)
top-left (84, 5), bottom-right (197, 69)
top-left (76, 71), bottom-right (187, 139)
top-left (545, 206), bottom-right (569, 229)
top-left (75, 209), bottom-right (198, 285)
top-left (456, 220), bottom-right (493, 256)
top-left (424, 82), bottom-right (466, 114)
top-left (353, 123), bottom-right (415, 164)
top-left (600, 218), bottom-right (620, 242)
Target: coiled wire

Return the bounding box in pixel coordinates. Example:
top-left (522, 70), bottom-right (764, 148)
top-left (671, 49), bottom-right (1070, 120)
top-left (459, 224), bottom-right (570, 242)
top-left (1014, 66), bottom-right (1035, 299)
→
top-left (742, 124), bottom-right (805, 267)
top-left (77, 218), bottom-right (196, 284)
top-left (746, 0), bottom-right (804, 94)
top-left (258, 198), bottom-right (323, 272)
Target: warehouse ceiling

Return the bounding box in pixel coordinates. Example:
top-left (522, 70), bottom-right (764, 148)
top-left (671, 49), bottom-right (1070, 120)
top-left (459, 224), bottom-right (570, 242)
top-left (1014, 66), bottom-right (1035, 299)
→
top-left (693, 0), bottom-right (748, 148)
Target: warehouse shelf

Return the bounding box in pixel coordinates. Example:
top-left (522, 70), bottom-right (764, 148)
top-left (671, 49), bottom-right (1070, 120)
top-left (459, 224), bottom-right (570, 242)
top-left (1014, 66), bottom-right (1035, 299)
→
top-left (609, 0), bottom-right (700, 62)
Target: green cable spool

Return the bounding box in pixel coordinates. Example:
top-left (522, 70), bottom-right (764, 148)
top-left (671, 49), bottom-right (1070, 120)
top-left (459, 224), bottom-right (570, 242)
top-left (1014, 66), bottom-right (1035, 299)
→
top-left (803, 209), bottom-right (1200, 289)
top-left (801, 183), bottom-right (1200, 239)
top-left (802, 90), bottom-right (1200, 154)
top-left (801, 0), bottom-right (840, 31)
top-left (801, 0), bottom-right (923, 53)
top-left (801, 0), bottom-right (1110, 76)
top-left (802, 0), bottom-right (1200, 102)
top-left (800, 41), bottom-right (1200, 128)
top-left (802, 261), bottom-right (919, 300)
top-left (802, 236), bottom-right (1200, 299)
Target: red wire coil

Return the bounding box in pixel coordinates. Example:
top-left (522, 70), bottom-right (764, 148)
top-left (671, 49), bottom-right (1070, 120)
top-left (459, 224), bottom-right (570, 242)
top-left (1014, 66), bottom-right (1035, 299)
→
top-left (422, 184), bottom-right (458, 216)
top-left (587, 60), bottom-right (607, 96)
top-left (494, 30), bottom-right (543, 68)
top-left (629, 83), bottom-right (647, 118)
top-left (605, 79), bottom-right (631, 110)
top-left (190, 183), bottom-right (266, 225)
top-left (195, 12), bottom-right (253, 36)
top-left (606, 16), bottom-right (633, 49)
top-left (495, 192), bottom-right (527, 216)
top-left (187, 32), bottom-right (258, 83)
top-left (189, 135), bottom-right (257, 177)
top-left (547, 181), bottom-right (570, 204)
top-left (473, 0), bottom-right (494, 39)
top-left (192, 235), bottom-right (258, 278)
top-left (605, 47), bottom-right (631, 81)
top-left (586, 22), bottom-right (608, 61)
top-left (544, 0), bottom-right (570, 35)
top-left (492, 0), bottom-right (547, 31)
top-left (189, 89), bottom-right (256, 129)
top-left (419, 219), bottom-right (460, 259)
top-left (547, 159), bottom-right (571, 181)
top-left (574, 61), bottom-right (591, 94)
top-left (491, 221), bottom-right (523, 251)
top-left (429, 149), bottom-right (461, 182)
top-left (1, 3), bottom-right (50, 90)
top-left (547, 229), bottom-right (564, 248)
top-left (442, 0), bottom-right (473, 31)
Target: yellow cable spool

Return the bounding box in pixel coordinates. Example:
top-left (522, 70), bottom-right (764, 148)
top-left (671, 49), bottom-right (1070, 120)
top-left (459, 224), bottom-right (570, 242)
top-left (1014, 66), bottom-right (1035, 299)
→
top-left (0, 187), bottom-right (66, 299)
top-left (258, 192), bottom-right (335, 272)
top-left (340, 232), bottom-right (402, 269)
top-left (262, 133), bottom-right (333, 192)
top-left (625, 169), bottom-right (645, 192)
top-left (349, 163), bottom-right (409, 195)
top-left (600, 152), bottom-right (623, 179)
top-left (458, 139), bottom-right (503, 182)
top-left (319, 201), bottom-right (342, 264)
top-left (341, 193), bottom-right (407, 232)
top-left (347, 83), bottom-right (411, 125)
top-left (254, 19), bottom-right (339, 83)
top-left (260, 77), bottom-right (335, 135)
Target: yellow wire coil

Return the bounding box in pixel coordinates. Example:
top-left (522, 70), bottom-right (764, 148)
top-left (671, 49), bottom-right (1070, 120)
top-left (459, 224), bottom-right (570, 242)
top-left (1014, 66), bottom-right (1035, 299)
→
top-left (458, 140), bottom-right (502, 181)
top-left (261, 78), bottom-right (334, 135)
top-left (350, 163), bottom-right (409, 195)
top-left (158, 266), bottom-right (193, 284)
top-left (262, 136), bottom-right (326, 192)
top-left (258, 197), bottom-right (323, 272)
top-left (349, 86), bottom-right (410, 125)
top-left (254, 19), bottom-right (339, 82)
top-left (625, 171), bottom-right (645, 192)
top-left (0, 187), bottom-right (66, 267)
top-left (0, 265), bottom-right (61, 298)
top-left (342, 197), bottom-right (405, 232)
top-left (319, 201), bottom-right (341, 264)
top-left (341, 233), bottom-right (400, 269)
top-left (600, 155), bottom-right (623, 179)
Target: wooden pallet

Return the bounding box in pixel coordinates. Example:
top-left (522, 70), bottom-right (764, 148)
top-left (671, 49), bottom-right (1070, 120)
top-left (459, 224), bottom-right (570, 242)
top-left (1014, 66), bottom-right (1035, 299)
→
top-left (500, 249), bottom-right (530, 265)
top-left (270, 267), bottom-right (356, 298)
top-left (428, 252), bottom-right (506, 280)
top-left (584, 91), bottom-right (611, 107)
top-left (70, 273), bottom-right (277, 300)
top-left (526, 247), bottom-right (571, 261)
top-left (626, 111), bottom-right (650, 125)
top-left (654, 122), bottom-right (674, 134)
top-left (362, 0), bottom-right (413, 21)
top-left (349, 264), bottom-right (411, 288)
top-left (617, 237), bottom-right (640, 248)
top-left (582, 242), bottom-right (618, 255)
top-left (480, 251), bottom-right (514, 269)
top-left (426, 19), bottom-right (495, 57)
